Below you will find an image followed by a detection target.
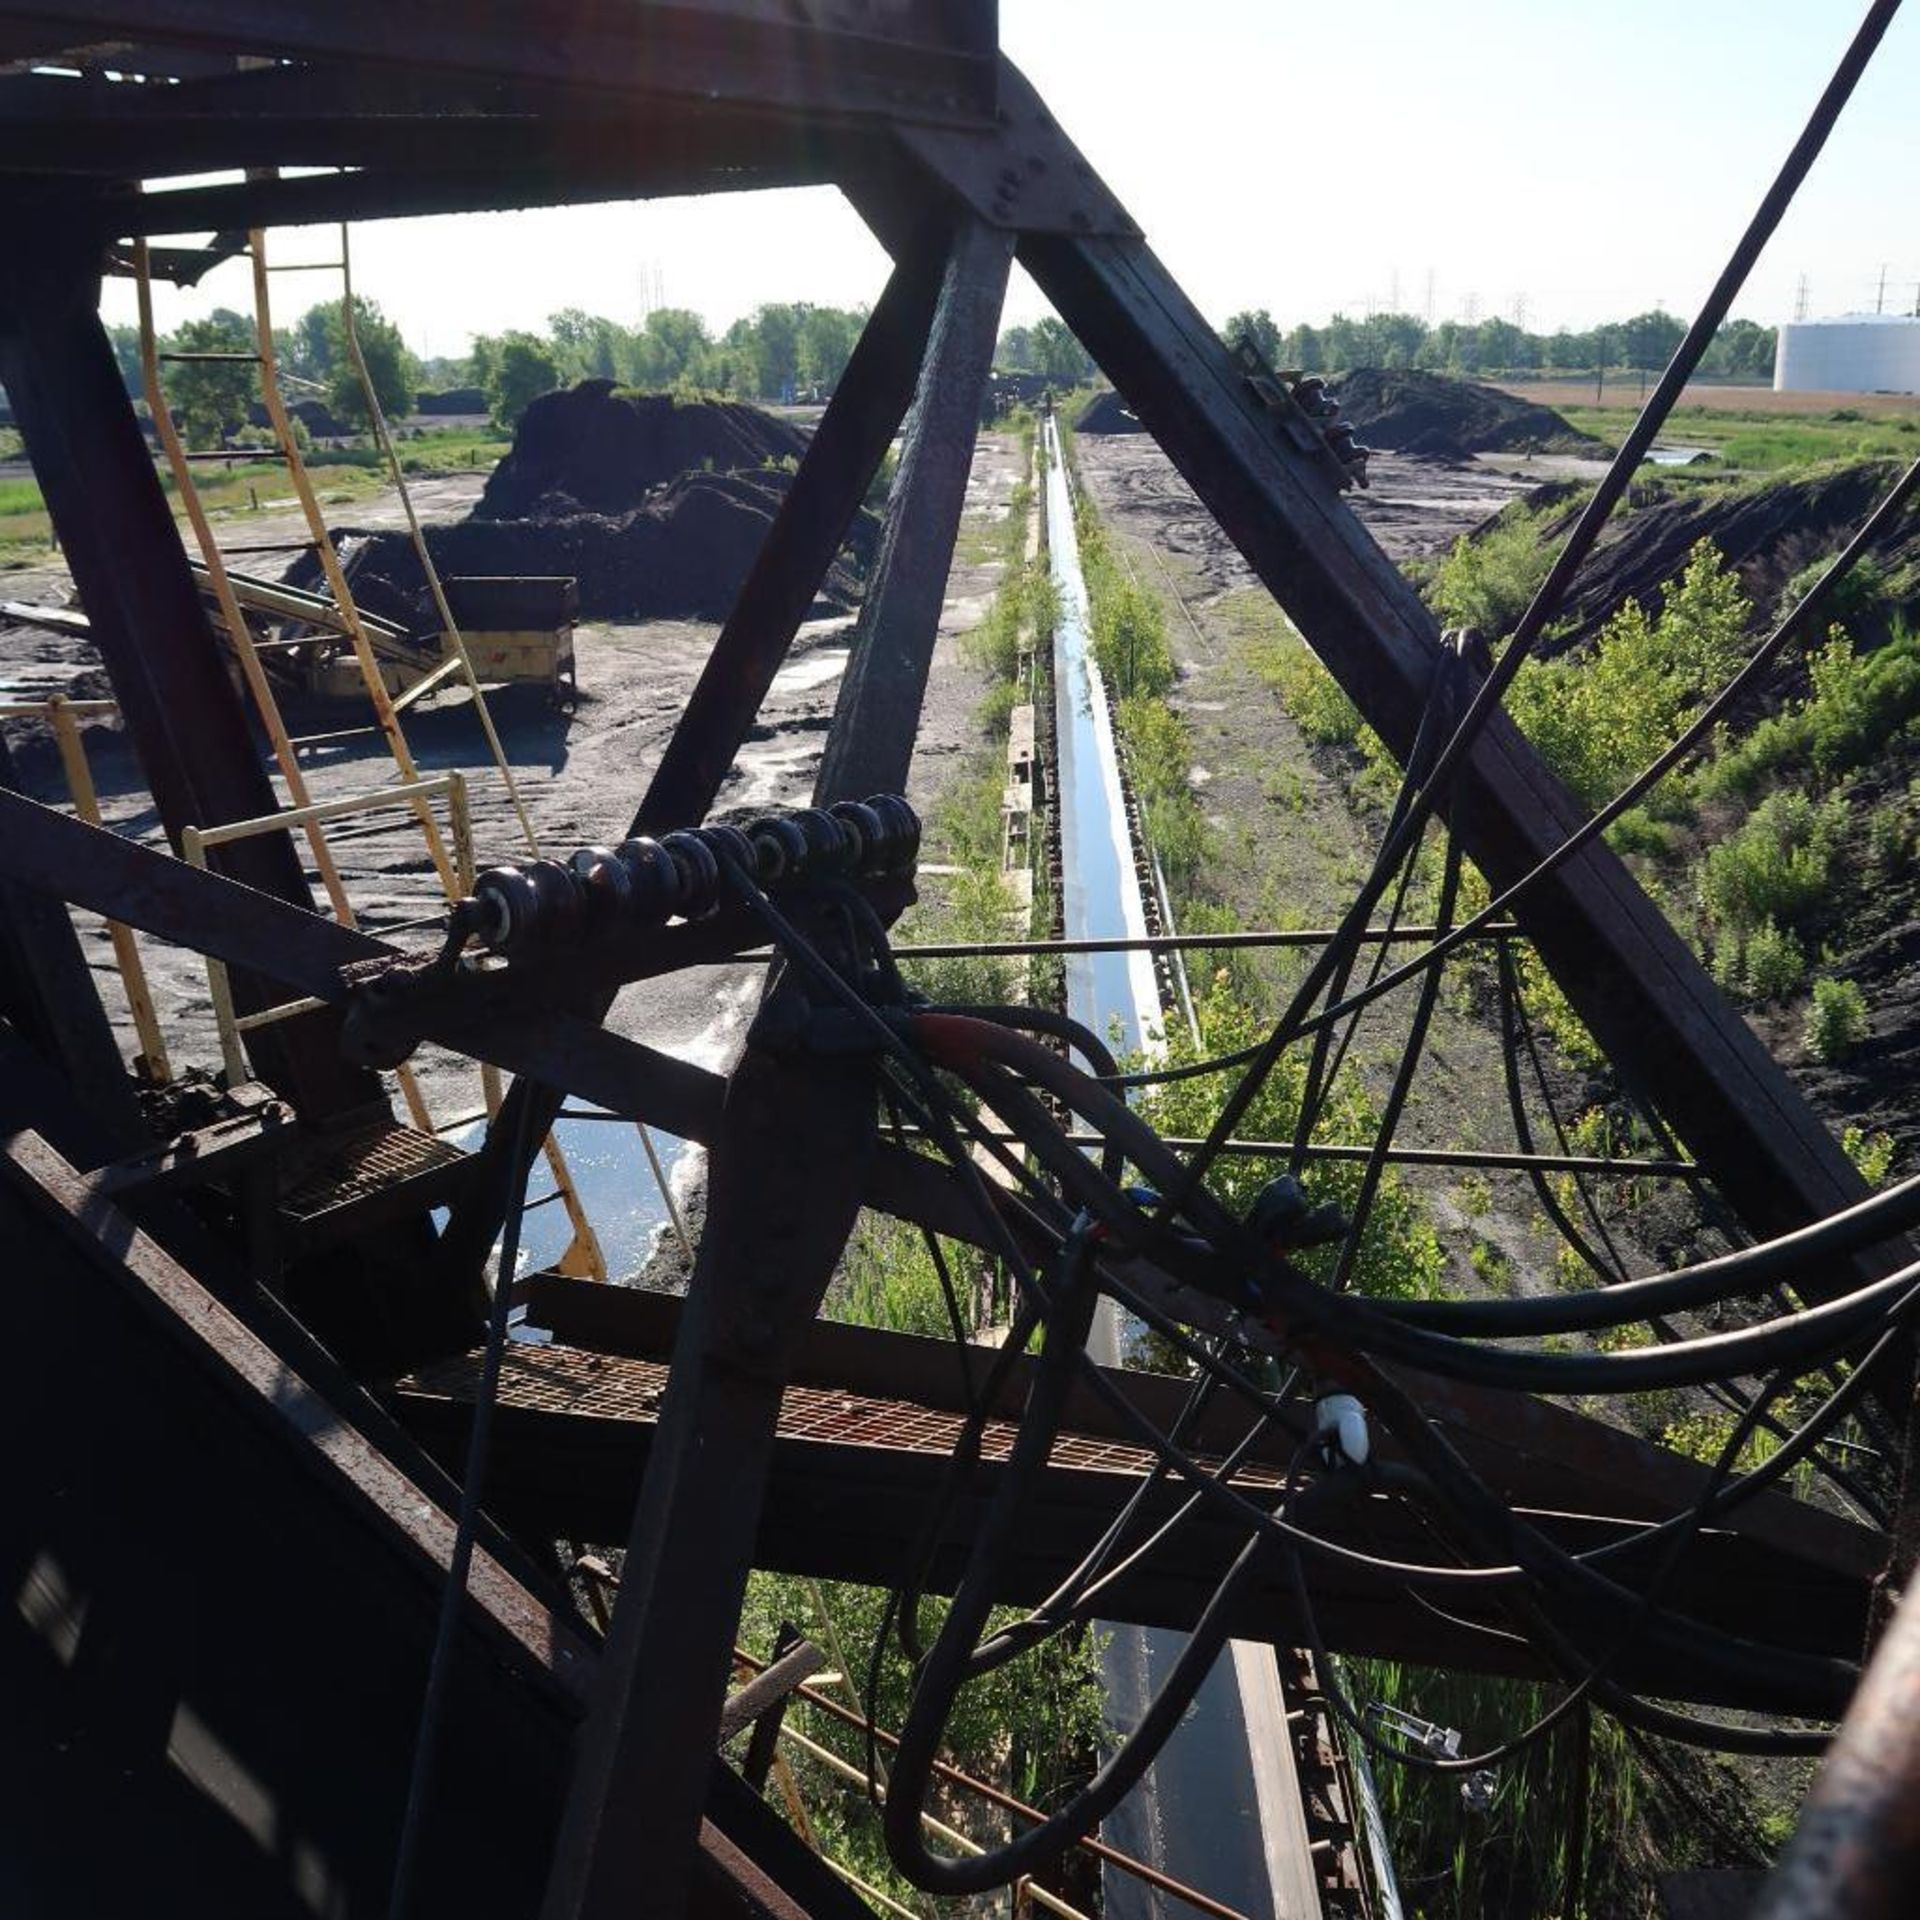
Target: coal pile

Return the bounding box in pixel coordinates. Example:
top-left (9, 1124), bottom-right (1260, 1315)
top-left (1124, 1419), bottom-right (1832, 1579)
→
top-left (1524, 457), bottom-right (1920, 650)
top-left (474, 381), bottom-right (808, 520)
top-left (245, 396), bottom-right (352, 439)
top-left (415, 386), bottom-right (487, 415)
top-left (295, 469), bottom-right (876, 628)
top-left (1075, 389), bottom-right (1144, 435)
top-left (1332, 368), bottom-right (1605, 461)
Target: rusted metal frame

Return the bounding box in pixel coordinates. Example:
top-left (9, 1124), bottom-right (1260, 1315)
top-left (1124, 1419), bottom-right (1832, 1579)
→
top-left (6, 1), bottom-right (1001, 125)
top-left (638, 221), bottom-right (959, 833)
top-left (0, 242), bottom-right (376, 1117)
top-left (0, 734), bottom-right (145, 1148)
top-left (434, 212), bottom-right (957, 1297)
top-left (1019, 228), bottom-right (1885, 1286)
top-left (719, 1634), bottom-right (826, 1746)
top-left (540, 1029), bottom-right (879, 1920)
top-left (0, 1123), bottom-right (873, 1919)
top-left (514, 1270), bottom-right (1882, 1596)
top-left (814, 215), bottom-right (1013, 804)
top-left (0, 800), bottom-right (1881, 1609)
top-left (1753, 1569), bottom-right (1920, 1919)
top-left (395, 1374), bottom-right (1868, 1712)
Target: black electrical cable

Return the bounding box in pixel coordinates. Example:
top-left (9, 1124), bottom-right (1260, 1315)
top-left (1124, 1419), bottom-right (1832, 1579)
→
top-left (882, 1238), bottom-right (1283, 1896)
top-left (931, 1010), bottom-right (1920, 1393)
top-left (1326, 804), bottom-right (1466, 1295)
top-left (386, 1085), bottom-right (540, 1920)
top-left (1291, 649), bottom-right (1459, 1169)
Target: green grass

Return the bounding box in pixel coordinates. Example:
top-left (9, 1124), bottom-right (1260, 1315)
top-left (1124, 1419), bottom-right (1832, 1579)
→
top-left (1557, 400), bottom-right (1920, 473)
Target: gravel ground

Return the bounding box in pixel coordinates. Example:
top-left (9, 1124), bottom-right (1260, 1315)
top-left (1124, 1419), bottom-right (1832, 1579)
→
top-left (0, 434), bottom-right (1019, 1275)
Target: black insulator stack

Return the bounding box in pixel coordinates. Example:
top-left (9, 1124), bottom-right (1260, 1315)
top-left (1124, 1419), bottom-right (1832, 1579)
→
top-left (467, 795), bottom-right (920, 961)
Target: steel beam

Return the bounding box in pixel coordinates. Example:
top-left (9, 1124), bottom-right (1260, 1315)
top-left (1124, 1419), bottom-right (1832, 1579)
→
top-left (0, 241), bottom-right (375, 1117)
top-left (1020, 228), bottom-right (1883, 1278)
top-left (3, 2), bottom-right (1000, 129)
top-left (0, 734), bottom-right (143, 1150)
top-left (813, 214), bottom-right (1012, 805)
top-left (638, 222), bottom-right (955, 833)
top-left (539, 1027), bottom-right (878, 1920)
top-left (437, 214), bottom-right (961, 1301)
top-left (1753, 1571), bottom-right (1920, 1919)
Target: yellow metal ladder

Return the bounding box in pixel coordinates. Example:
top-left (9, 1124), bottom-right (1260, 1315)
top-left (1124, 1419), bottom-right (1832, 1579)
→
top-left (135, 231), bottom-right (608, 1280)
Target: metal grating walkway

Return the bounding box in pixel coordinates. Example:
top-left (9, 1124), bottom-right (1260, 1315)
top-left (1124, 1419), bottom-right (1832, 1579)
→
top-left (402, 1340), bottom-right (1285, 1487)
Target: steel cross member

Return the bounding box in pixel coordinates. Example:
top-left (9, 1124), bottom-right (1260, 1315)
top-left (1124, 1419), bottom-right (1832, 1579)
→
top-left (538, 1011), bottom-right (879, 1920)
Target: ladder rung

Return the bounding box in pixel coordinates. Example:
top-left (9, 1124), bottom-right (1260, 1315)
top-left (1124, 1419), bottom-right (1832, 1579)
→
top-left (393, 656), bottom-right (462, 714)
top-left (520, 1189), bottom-right (570, 1211)
top-left (245, 636), bottom-right (320, 652)
top-left (176, 449), bottom-right (282, 462)
top-left (265, 260), bottom-right (347, 273)
top-left (290, 725), bottom-right (382, 749)
top-left (158, 350), bottom-right (262, 363)
top-left (221, 539), bottom-right (320, 554)
top-left (371, 914), bottom-right (449, 937)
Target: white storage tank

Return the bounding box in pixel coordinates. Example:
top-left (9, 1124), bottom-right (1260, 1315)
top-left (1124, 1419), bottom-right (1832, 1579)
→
top-left (1774, 314), bottom-right (1920, 394)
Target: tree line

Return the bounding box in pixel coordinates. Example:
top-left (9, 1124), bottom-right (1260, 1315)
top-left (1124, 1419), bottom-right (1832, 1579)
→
top-left (106, 298), bottom-right (420, 448)
top-left (1216, 306), bottom-right (1778, 383)
top-left (103, 297), bottom-right (875, 443)
top-left (98, 288), bottom-right (1777, 454)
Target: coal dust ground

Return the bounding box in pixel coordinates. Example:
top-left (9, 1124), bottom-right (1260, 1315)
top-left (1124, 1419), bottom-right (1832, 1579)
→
top-left (0, 431), bottom-right (1019, 1280)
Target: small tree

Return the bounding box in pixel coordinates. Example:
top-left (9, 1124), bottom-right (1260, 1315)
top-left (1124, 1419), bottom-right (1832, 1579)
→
top-left (1806, 976), bottom-right (1869, 1062)
top-left (160, 310), bottom-right (258, 448)
top-left (1028, 315), bottom-right (1095, 385)
top-left (482, 331), bottom-right (562, 427)
top-left (1223, 308), bottom-right (1281, 364)
top-left (326, 297), bottom-right (418, 428)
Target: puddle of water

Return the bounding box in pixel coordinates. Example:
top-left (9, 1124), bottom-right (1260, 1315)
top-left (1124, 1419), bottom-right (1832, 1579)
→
top-left (1645, 444), bottom-right (1713, 466)
top-left (768, 647), bottom-right (849, 696)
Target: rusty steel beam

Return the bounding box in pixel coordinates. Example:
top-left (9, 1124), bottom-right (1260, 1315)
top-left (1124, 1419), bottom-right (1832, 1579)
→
top-left (639, 222), bottom-right (957, 833)
top-left (814, 214), bottom-right (1012, 805)
top-left (539, 1025), bottom-right (878, 1920)
top-left (1753, 1572), bottom-right (1920, 1919)
top-left (393, 1337), bottom-right (1870, 1715)
top-left (2, 1), bottom-right (1000, 130)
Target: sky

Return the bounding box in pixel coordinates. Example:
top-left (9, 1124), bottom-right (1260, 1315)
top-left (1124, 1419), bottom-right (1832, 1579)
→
top-left (111, 0), bottom-right (1919, 360)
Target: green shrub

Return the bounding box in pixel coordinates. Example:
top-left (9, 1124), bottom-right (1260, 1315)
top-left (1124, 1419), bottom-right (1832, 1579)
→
top-left (1843, 1124), bottom-right (1895, 1184)
top-left (1725, 917), bottom-right (1807, 1001)
top-left (1806, 975), bottom-right (1869, 1062)
top-left (1699, 787), bottom-right (1848, 938)
top-left (1430, 503), bottom-right (1556, 636)
top-left (1781, 553), bottom-right (1888, 628)
top-left (1508, 540), bottom-right (1750, 809)
top-left (1140, 972), bottom-right (1446, 1301)
top-left (1250, 628), bottom-right (1365, 746)
top-left (1700, 622), bottom-right (1920, 802)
